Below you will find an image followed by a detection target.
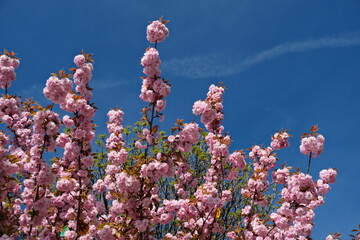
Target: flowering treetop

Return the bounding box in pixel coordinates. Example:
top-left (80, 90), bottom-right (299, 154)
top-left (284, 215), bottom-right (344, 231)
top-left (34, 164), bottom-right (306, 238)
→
top-left (0, 18), bottom-right (358, 240)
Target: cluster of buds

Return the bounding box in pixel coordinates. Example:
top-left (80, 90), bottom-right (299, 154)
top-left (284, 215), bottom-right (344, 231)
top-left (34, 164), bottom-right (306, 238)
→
top-left (0, 50), bottom-right (20, 90)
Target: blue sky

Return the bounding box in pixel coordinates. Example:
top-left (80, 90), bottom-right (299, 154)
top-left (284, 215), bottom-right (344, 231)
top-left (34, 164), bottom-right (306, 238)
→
top-left (1, 0), bottom-right (359, 238)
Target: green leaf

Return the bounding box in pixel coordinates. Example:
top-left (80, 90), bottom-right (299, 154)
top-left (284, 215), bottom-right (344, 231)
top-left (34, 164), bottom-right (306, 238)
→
top-left (96, 139), bottom-right (102, 147)
top-left (60, 226), bottom-right (70, 237)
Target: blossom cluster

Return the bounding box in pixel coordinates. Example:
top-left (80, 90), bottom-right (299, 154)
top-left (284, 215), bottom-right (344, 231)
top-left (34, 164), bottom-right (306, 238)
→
top-left (300, 133), bottom-right (325, 157)
top-left (140, 19), bottom-right (170, 115)
top-left (146, 18), bottom-right (169, 43)
top-left (163, 84), bottom-right (244, 239)
top-left (139, 48), bottom-right (170, 111)
top-left (192, 84), bottom-right (225, 133)
top-left (226, 132), bottom-right (337, 240)
top-left (267, 169), bottom-right (337, 239)
top-left (271, 130), bottom-right (290, 150)
top-left (168, 122), bottom-right (200, 152)
top-left (43, 75), bottom-right (73, 104)
top-left (0, 51), bottom-right (20, 90)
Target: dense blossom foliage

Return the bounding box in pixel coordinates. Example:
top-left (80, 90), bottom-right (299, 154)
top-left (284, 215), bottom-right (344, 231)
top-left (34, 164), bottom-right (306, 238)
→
top-left (0, 17), bottom-right (358, 240)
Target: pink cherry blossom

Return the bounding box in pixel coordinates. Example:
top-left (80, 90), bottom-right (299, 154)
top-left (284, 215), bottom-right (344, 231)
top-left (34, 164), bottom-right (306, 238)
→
top-left (146, 20), bottom-right (169, 43)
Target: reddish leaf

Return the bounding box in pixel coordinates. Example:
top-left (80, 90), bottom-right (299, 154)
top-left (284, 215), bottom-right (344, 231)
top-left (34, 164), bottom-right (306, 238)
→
top-left (310, 124), bottom-right (319, 132)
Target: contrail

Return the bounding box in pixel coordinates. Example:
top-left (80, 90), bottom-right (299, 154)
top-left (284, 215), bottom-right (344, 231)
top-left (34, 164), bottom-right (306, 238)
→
top-left (237, 32), bottom-right (360, 72)
top-left (163, 32), bottom-right (360, 79)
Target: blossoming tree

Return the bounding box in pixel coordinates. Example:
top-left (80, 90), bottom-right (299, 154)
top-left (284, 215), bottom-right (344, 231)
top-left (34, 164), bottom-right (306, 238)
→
top-left (0, 18), bottom-right (358, 240)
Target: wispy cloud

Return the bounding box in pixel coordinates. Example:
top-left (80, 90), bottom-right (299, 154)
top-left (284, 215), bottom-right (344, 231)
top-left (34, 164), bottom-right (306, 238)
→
top-left (16, 83), bottom-right (48, 106)
top-left (17, 84), bottom-right (43, 99)
top-left (92, 79), bottom-right (130, 90)
top-left (163, 32), bottom-right (360, 79)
